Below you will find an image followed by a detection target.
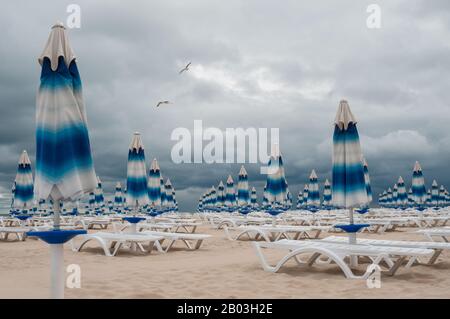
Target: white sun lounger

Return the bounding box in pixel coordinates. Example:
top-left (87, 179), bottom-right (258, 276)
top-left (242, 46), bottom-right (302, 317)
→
top-left (321, 235), bottom-right (450, 266)
top-left (224, 225), bottom-right (330, 242)
top-left (417, 228), bottom-right (450, 242)
top-left (253, 239), bottom-right (433, 279)
top-left (71, 232), bottom-right (163, 257)
top-left (141, 230), bottom-right (211, 252)
top-left (0, 226), bottom-right (52, 241)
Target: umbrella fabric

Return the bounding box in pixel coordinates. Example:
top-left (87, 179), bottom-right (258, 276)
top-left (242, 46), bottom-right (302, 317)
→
top-left (407, 188), bottom-right (414, 207)
top-left (160, 177), bottom-right (167, 207)
top-left (297, 192), bottom-right (304, 208)
top-left (412, 161), bottom-right (426, 205)
top-left (396, 176), bottom-right (407, 206)
top-left (307, 169), bottom-right (320, 207)
top-left (94, 176), bottom-right (104, 208)
top-left (225, 175), bottom-right (236, 207)
top-left (164, 179), bottom-right (174, 208)
top-left (148, 159), bottom-right (162, 207)
top-left (431, 180), bottom-right (439, 206)
top-left (250, 187), bottom-right (258, 208)
top-left (35, 23), bottom-right (97, 201)
top-left (392, 184), bottom-right (399, 207)
top-left (331, 100), bottom-right (368, 208)
top-left (302, 184), bottom-right (309, 207)
top-left (237, 166), bottom-right (250, 207)
top-left (439, 185), bottom-right (446, 206)
top-left (114, 182), bottom-right (123, 207)
top-left (323, 179), bottom-right (332, 206)
top-left (217, 181), bottom-right (225, 209)
top-left (266, 144), bottom-right (287, 206)
top-left (386, 188), bottom-right (393, 207)
top-left (14, 150), bottom-right (34, 209)
top-left (126, 132), bottom-right (149, 207)
top-left (362, 157), bottom-right (372, 203)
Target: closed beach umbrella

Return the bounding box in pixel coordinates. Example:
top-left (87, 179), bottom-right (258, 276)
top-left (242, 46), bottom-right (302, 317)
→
top-left (439, 185), bottom-right (446, 206)
top-left (94, 176), bottom-right (104, 209)
top-left (250, 187), bottom-right (258, 208)
top-left (362, 157), bottom-right (372, 203)
top-left (302, 184), bottom-right (309, 207)
top-left (397, 176), bottom-right (407, 207)
top-left (88, 191), bottom-right (95, 209)
top-left (297, 191), bottom-right (304, 208)
top-left (114, 182), bottom-right (123, 208)
top-left (14, 150), bottom-right (34, 211)
top-left (331, 100), bottom-right (368, 211)
top-left (225, 175), bottom-right (236, 209)
top-left (431, 180), bottom-right (439, 207)
top-left (164, 179), bottom-right (174, 209)
top-left (147, 158), bottom-right (162, 207)
top-left (35, 23), bottom-right (97, 205)
top-left (126, 132), bottom-right (149, 208)
top-left (237, 166), bottom-right (250, 207)
top-left (209, 186), bottom-right (217, 209)
top-left (392, 184), bottom-right (399, 207)
top-left (412, 161), bottom-right (426, 206)
top-left (160, 177), bottom-right (166, 208)
top-left (386, 187), bottom-right (393, 207)
top-left (262, 184), bottom-right (269, 208)
top-left (266, 144), bottom-right (287, 207)
top-left (307, 169), bottom-right (320, 208)
top-left (407, 188), bottom-right (414, 207)
top-left (323, 179), bottom-right (332, 207)
top-left (217, 181), bottom-right (225, 209)
top-left (331, 100), bottom-right (368, 268)
top-left (32, 23), bottom-right (97, 299)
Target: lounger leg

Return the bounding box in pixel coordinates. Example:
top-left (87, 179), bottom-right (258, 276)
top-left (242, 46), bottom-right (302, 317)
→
top-left (385, 256), bottom-right (406, 276)
top-left (194, 239), bottom-right (204, 250)
top-left (427, 249), bottom-right (442, 265)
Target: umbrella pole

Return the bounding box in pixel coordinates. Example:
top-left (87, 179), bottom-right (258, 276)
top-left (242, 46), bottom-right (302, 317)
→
top-left (348, 207), bottom-right (358, 268)
top-left (51, 199), bottom-right (64, 299)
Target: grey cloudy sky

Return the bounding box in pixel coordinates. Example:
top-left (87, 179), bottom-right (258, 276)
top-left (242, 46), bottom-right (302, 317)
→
top-left (0, 0), bottom-right (449, 211)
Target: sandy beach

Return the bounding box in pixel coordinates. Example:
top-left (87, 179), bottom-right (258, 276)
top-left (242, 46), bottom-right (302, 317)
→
top-left (1, 224), bottom-right (449, 299)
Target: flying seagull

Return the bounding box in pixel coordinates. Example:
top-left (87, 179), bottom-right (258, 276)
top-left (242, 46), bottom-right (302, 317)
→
top-left (179, 62), bottom-right (191, 74)
top-left (156, 100), bottom-right (171, 107)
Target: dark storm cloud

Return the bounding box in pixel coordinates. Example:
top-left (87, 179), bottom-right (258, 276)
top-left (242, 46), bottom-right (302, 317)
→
top-left (1, 0), bottom-right (449, 210)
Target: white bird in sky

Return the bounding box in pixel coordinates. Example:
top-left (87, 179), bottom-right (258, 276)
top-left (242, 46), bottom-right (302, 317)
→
top-left (156, 100), bottom-right (171, 107)
top-left (179, 62), bottom-right (191, 74)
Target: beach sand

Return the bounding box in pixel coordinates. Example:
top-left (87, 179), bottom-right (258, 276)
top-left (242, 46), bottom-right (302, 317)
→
top-left (0, 224), bottom-right (449, 299)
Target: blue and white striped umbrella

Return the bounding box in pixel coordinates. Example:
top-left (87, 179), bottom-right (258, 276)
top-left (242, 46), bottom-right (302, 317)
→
top-left (331, 100), bottom-right (368, 210)
top-left (94, 176), bottom-right (104, 208)
top-left (407, 188), bottom-right (414, 207)
top-left (160, 177), bottom-right (167, 207)
top-left (412, 161), bottom-right (426, 206)
top-left (392, 184), bottom-right (399, 207)
top-left (88, 191), bottom-right (95, 209)
top-left (164, 179), bottom-right (174, 209)
top-left (14, 150), bottom-right (34, 210)
top-left (396, 176), bottom-right (407, 207)
top-left (172, 187), bottom-right (178, 212)
top-left (266, 144), bottom-right (287, 206)
top-left (439, 185), bottom-right (446, 206)
top-left (431, 180), bottom-right (439, 207)
top-left (262, 184), bottom-right (269, 208)
top-left (35, 23), bottom-right (97, 202)
top-left (362, 157), bottom-right (372, 203)
top-left (217, 181), bottom-right (225, 209)
top-left (297, 191), bottom-right (304, 208)
top-left (210, 186), bottom-right (217, 209)
top-left (426, 190), bottom-right (432, 206)
top-left (307, 169), bottom-right (320, 208)
top-left (250, 187), bottom-right (258, 208)
top-left (225, 175), bottom-right (236, 208)
top-left (10, 182), bottom-right (16, 209)
top-left (114, 182), bottom-right (123, 207)
top-left (302, 184), bottom-right (309, 207)
top-left (386, 187), bottom-right (393, 207)
top-left (323, 179), bottom-right (332, 207)
top-left (147, 158), bottom-right (162, 207)
top-left (237, 166), bottom-right (250, 207)
top-left (126, 132), bottom-right (149, 207)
